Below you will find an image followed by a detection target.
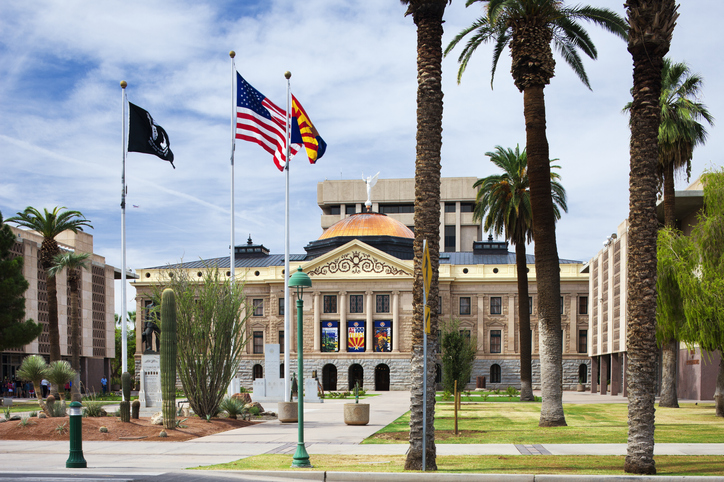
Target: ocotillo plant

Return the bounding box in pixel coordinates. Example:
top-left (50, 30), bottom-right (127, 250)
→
top-left (120, 371), bottom-right (131, 422)
top-left (160, 288), bottom-right (177, 429)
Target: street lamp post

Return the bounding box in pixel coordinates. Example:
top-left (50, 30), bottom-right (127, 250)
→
top-left (289, 266), bottom-right (312, 468)
top-left (66, 401), bottom-right (87, 468)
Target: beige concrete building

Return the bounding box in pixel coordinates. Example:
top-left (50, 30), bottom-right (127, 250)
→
top-left (586, 177), bottom-right (720, 400)
top-left (134, 178), bottom-right (591, 391)
top-left (1, 228), bottom-right (118, 393)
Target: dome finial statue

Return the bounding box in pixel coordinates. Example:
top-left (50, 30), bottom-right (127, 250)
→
top-left (362, 172), bottom-right (380, 212)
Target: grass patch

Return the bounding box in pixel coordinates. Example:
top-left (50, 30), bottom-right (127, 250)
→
top-left (198, 454), bottom-right (724, 476)
top-left (365, 402), bottom-right (724, 444)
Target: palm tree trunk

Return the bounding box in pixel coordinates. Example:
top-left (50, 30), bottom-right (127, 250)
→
top-left (524, 84), bottom-right (566, 427)
top-left (404, 0), bottom-right (446, 470)
top-left (70, 278), bottom-right (82, 403)
top-left (716, 356), bottom-right (724, 418)
top-left (624, 0), bottom-right (676, 472)
top-left (659, 162), bottom-right (679, 408)
top-left (46, 275), bottom-right (61, 363)
top-left (516, 241), bottom-right (534, 401)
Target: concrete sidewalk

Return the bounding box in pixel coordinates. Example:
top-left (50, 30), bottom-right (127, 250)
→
top-left (0, 390), bottom-right (721, 480)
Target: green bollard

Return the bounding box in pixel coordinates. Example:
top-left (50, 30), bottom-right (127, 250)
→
top-left (66, 401), bottom-right (87, 468)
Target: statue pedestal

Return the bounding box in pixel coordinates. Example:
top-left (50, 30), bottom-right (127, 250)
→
top-left (139, 354), bottom-right (162, 410)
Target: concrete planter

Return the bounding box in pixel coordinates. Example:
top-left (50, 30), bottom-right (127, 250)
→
top-left (344, 403), bottom-right (370, 425)
top-left (577, 383), bottom-right (585, 392)
top-left (278, 401), bottom-right (298, 423)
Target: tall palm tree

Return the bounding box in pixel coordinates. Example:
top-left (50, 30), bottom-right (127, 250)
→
top-left (48, 251), bottom-right (90, 402)
top-left (6, 207), bottom-right (92, 364)
top-left (473, 145), bottom-right (567, 402)
top-left (657, 59), bottom-right (713, 409)
top-left (623, 0), bottom-right (678, 475)
top-left (400, 0), bottom-right (451, 471)
top-left (446, 0), bottom-right (627, 427)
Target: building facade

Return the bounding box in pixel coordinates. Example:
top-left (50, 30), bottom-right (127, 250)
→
top-left (586, 177), bottom-right (721, 400)
top-left (133, 177), bottom-right (590, 392)
top-left (1, 228), bottom-right (117, 393)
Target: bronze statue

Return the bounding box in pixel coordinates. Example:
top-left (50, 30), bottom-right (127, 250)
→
top-left (142, 320), bottom-right (161, 353)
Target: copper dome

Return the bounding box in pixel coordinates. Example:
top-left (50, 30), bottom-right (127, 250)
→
top-left (319, 212), bottom-right (414, 240)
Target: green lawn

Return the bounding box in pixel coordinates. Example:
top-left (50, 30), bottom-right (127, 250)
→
top-left (199, 454), bottom-right (724, 476)
top-left (365, 402), bottom-right (724, 444)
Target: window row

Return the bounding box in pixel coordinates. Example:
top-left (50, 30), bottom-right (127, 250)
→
top-left (252, 321), bottom-right (393, 354)
top-left (253, 294), bottom-right (393, 317)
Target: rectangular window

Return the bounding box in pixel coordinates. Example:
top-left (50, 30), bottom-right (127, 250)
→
top-left (560, 296), bottom-right (565, 314)
top-left (579, 296), bottom-right (588, 315)
top-left (373, 321), bottom-right (392, 352)
top-left (279, 330), bottom-right (284, 354)
top-left (349, 295), bottom-right (364, 314)
top-left (329, 205), bottom-right (340, 215)
top-left (579, 329), bottom-right (588, 354)
top-left (323, 295), bottom-right (337, 314)
top-left (253, 331), bottom-right (263, 354)
top-left (528, 296), bottom-right (533, 315)
top-left (376, 294), bottom-right (390, 313)
top-left (460, 202), bottom-right (474, 213)
top-left (321, 321), bottom-right (340, 352)
top-left (490, 330), bottom-right (501, 353)
top-left (252, 299), bottom-right (264, 316)
top-left (347, 321), bottom-right (365, 352)
top-left (444, 225), bottom-right (456, 251)
top-left (490, 296), bottom-right (502, 315)
top-left (444, 202), bottom-right (456, 213)
top-left (345, 205), bottom-right (356, 215)
top-left (459, 297), bottom-right (471, 315)
top-left (460, 329), bottom-right (471, 344)
top-left (278, 298), bottom-right (285, 316)
top-left (379, 204), bottom-right (414, 214)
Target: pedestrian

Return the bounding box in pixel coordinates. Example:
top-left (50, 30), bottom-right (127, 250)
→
top-left (101, 376), bottom-right (108, 395)
top-left (41, 378), bottom-right (49, 398)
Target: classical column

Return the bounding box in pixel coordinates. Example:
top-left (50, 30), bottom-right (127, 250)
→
top-left (569, 296), bottom-right (578, 354)
top-left (365, 291), bottom-right (373, 352)
top-left (313, 291), bottom-right (321, 353)
top-left (392, 291), bottom-right (399, 352)
top-left (611, 352), bottom-right (621, 396)
top-left (600, 354), bottom-right (609, 395)
top-left (507, 295), bottom-right (516, 353)
top-left (339, 291), bottom-right (347, 353)
top-left (591, 356), bottom-right (599, 393)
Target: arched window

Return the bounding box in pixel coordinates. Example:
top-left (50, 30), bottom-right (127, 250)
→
top-left (490, 364), bottom-right (501, 384)
top-left (578, 363), bottom-right (588, 384)
top-left (252, 364), bottom-right (263, 380)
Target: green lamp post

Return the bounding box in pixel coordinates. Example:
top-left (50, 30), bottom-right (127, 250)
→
top-left (288, 266), bottom-right (312, 468)
top-left (66, 401), bottom-right (87, 468)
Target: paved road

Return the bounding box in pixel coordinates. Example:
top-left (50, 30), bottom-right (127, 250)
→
top-left (1, 390), bottom-right (721, 481)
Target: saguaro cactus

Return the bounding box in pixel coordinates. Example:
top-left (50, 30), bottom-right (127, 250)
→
top-left (132, 400), bottom-right (140, 419)
top-left (120, 371), bottom-right (131, 422)
top-left (160, 288), bottom-right (177, 430)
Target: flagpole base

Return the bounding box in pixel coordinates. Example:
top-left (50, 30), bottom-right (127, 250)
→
top-left (291, 443), bottom-right (311, 468)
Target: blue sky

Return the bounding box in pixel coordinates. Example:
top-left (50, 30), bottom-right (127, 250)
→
top-left (1, 0), bottom-right (722, 315)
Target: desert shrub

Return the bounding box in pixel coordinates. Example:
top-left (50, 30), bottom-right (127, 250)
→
top-left (48, 401), bottom-right (67, 417)
top-left (505, 386), bottom-right (519, 397)
top-left (219, 397), bottom-right (246, 419)
top-left (441, 390), bottom-right (452, 401)
top-left (249, 405), bottom-right (260, 416)
top-left (83, 401), bottom-right (106, 417)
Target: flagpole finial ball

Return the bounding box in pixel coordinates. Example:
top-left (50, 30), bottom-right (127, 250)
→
top-left (120, 80), bottom-right (127, 89)
top-left (229, 51), bottom-right (235, 58)
top-left (284, 71), bottom-right (291, 79)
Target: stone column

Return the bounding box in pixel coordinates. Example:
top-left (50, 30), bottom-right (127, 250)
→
top-left (366, 291), bottom-right (373, 352)
top-left (313, 292), bottom-right (321, 352)
top-left (392, 291), bottom-right (399, 352)
top-left (507, 295), bottom-right (516, 353)
top-left (477, 295), bottom-right (485, 354)
top-left (611, 352), bottom-right (621, 396)
top-left (570, 296), bottom-right (578, 354)
top-left (591, 356), bottom-right (598, 393)
top-left (339, 291), bottom-right (347, 353)
top-left (600, 354), bottom-right (609, 395)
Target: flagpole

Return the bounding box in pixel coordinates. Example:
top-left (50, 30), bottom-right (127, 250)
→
top-left (120, 80), bottom-right (129, 401)
top-left (228, 51), bottom-right (239, 397)
top-left (283, 71), bottom-right (292, 402)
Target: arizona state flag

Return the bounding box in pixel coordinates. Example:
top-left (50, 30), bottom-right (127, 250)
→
top-left (291, 95), bottom-right (326, 164)
top-left (127, 102), bottom-right (175, 168)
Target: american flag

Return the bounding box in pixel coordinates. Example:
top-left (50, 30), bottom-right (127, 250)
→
top-left (235, 72), bottom-right (299, 171)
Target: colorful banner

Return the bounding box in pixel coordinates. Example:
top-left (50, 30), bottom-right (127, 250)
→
top-left (374, 320), bottom-right (391, 352)
top-left (347, 321), bottom-right (365, 352)
top-left (321, 321), bottom-right (339, 352)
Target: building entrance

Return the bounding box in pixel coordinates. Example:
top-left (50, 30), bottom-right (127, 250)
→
top-left (348, 363), bottom-right (364, 390)
top-left (322, 364), bottom-right (337, 391)
top-left (375, 364), bottom-right (390, 391)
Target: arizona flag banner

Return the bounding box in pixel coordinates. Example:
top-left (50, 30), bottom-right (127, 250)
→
top-left (348, 321), bottom-right (365, 352)
top-left (127, 102), bottom-right (174, 167)
top-left (291, 94), bottom-right (326, 164)
top-left (235, 72), bottom-right (299, 171)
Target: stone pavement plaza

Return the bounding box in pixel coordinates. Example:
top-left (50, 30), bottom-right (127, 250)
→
top-left (0, 390), bottom-right (722, 482)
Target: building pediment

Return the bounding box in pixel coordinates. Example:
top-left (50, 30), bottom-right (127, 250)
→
top-left (303, 239), bottom-right (412, 279)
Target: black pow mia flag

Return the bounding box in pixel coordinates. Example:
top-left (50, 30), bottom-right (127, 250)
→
top-left (127, 102), bottom-right (175, 168)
